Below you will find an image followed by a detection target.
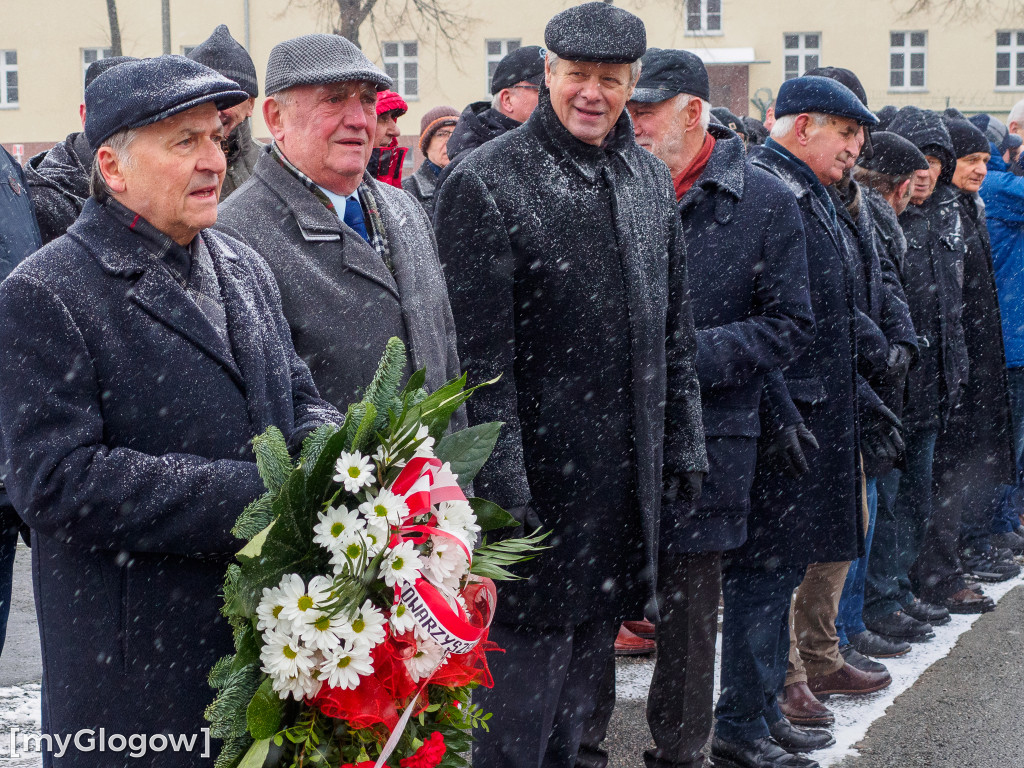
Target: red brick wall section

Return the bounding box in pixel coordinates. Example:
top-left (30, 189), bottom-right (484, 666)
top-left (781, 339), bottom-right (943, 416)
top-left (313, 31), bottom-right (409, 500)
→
top-left (1, 142), bottom-right (57, 166)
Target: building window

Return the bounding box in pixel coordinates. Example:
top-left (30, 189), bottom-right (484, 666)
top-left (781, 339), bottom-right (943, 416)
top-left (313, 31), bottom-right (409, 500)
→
top-left (783, 33), bottom-right (820, 81)
top-left (486, 39), bottom-right (521, 91)
top-left (382, 41), bottom-right (418, 100)
top-left (890, 31), bottom-right (927, 90)
top-left (996, 31), bottom-right (1024, 88)
top-left (686, 0), bottom-right (721, 34)
top-left (0, 50), bottom-right (17, 108)
top-left (82, 47), bottom-right (113, 93)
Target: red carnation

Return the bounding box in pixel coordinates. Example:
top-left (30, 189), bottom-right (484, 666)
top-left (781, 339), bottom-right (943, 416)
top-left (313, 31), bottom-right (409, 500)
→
top-left (399, 732), bottom-right (446, 768)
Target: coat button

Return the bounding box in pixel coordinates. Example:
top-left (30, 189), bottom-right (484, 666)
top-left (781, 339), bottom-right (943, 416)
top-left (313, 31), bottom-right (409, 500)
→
top-left (7, 175), bottom-right (21, 196)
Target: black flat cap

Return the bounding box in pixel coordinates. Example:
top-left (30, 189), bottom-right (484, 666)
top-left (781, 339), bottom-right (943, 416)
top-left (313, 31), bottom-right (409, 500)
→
top-left (188, 24), bottom-right (258, 98)
top-left (491, 45), bottom-right (546, 94)
top-left (84, 56), bottom-right (137, 91)
top-left (875, 105), bottom-right (898, 131)
top-left (712, 107), bottom-right (747, 137)
top-left (775, 75), bottom-right (878, 126)
top-left (545, 2), bottom-right (646, 64)
top-left (858, 131), bottom-right (928, 175)
top-left (945, 118), bottom-right (990, 158)
top-left (803, 66), bottom-right (868, 107)
top-left (743, 116), bottom-right (769, 145)
top-left (630, 48), bottom-right (708, 103)
top-left (969, 113), bottom-right (1023, 153)
top-left (85, 55), bottom-right (249, 150)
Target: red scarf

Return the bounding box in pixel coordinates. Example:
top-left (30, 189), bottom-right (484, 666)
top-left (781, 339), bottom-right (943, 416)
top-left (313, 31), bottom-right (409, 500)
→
top-left (673, 133), bottom-right (716, 200)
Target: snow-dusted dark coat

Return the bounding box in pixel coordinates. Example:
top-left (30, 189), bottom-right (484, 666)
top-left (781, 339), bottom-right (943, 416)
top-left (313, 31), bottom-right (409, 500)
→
top-left (433, 88), bottom-right (707, 625)
top-left (0, 198), bottom-right (339, 766)
top-left (434, 101), bottom-right (521, 191)
top-left (935, 190), bottom-right (1015, 485)
top-left (741, 142), bottom-right (864, 567)
top-left (220, 119), bottom-right (264, 200)
top-left (24, 131), bottom-right (91, 245)
top-left (216, 155), bottom-right (462, 413)
top-left (402, 160), bottom-right (440, 219)
top-left (664, 126), bottom-right (814, 555)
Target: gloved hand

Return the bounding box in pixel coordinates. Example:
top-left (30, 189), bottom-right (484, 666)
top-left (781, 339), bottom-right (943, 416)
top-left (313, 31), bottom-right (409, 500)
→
top-left (664, 472), bottom-right (704, 505)
top-left (505, 503), bottom-right (543, 534)
top-left (766, 423), bottom-right (819, 478)
top-left (884, 343), bottom-right (913, 383)
top-left (861, 402), bottom-right (905, 465)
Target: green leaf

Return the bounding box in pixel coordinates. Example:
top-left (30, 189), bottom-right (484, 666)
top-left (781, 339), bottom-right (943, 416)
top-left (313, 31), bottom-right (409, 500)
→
top-left (306, 428), bottom-right (350, 505)
top-left (237, 520), bottom-right (275, 561)
top-left (236, 738), bottom-right (271, 768)
top-left (300, 423), bottom-right (340, 476)
top-left (402, 368), bottom-right (427, 396)
top-left (363, 337), bottom-right (408, 431)
top-left (246, 678), bottom-right (283, 740)
top-left (232, 493), bottom-right (276, 541)
top-left (231, 624), bottom-right (262, 671)
top-left (433, 422), bottom-right (502, 486)
top-left (347, 402), bottom-right (378, 454)
top-left (468, 497), bottom-right (517, 532)
top-left (208, 655), bottom-right (234, 688)
top-left (252, 426), bottom-right (294, 494)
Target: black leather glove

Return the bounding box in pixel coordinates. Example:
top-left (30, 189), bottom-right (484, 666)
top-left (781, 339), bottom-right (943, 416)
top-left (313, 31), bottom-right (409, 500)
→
top-left (861, 402), bottom-right (905, 465)
top-left (505, 504), bottom-right (542, 534)
top-left (884, 343), bottom-right (913, 383)
top-left (664, 472), bottom-right (704, 505)
top-left (766, 423), bottom-right (819, 478)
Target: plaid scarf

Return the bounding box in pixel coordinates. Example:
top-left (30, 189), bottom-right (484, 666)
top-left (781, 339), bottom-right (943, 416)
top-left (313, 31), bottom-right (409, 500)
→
top-left (271, 143), bottom-right (393, 273)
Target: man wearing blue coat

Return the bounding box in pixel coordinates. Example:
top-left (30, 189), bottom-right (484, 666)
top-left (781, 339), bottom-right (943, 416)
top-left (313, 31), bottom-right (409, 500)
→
top-left (0, 57), bottom-right (339, 767)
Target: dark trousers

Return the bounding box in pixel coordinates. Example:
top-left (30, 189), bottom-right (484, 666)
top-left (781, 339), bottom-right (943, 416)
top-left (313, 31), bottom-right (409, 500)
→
top-left (995, 367), bottom-right (1024, 535)
top-left (713, 560), bottom-right (804, 744)
top-left (473, 616), bottom-right (620, 768)
top-left (837, 478), bottom-right (877, 645)
top-left (863, 428), bottom-right (938, 621)
top-left (0, 520), bottom-right (15, 657)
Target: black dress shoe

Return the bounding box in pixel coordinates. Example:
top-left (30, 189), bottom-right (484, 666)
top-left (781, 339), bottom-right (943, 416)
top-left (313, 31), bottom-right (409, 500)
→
top-left (902, 598), bottom-right (950, 626)
top-left (708, 736), bottom-right (819, 768)
top-left (768, 718), bottom-right (835, 753)
top-left (840, 643), bottom-right (888, 673)
top-left (863, 610), bottom-right (934, 643)
top-left (848, 629), bottom-right (911, 658)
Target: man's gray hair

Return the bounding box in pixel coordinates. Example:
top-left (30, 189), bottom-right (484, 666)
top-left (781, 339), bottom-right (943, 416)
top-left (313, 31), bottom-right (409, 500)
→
top-left (1009, 97), bottom-right (1024, 129)
top-left (89, 127), bottom-right (138, 202)
top-left (770, 112), bottom-right (831, 139)
top-left (547, 52), bottom-right (642, 85)
top-left (674, 93), bottom-right (712, 131)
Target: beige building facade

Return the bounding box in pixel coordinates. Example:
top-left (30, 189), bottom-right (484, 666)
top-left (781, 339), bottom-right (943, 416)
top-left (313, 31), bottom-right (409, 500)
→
top-left (3, 0), bottom-right (1024, 161)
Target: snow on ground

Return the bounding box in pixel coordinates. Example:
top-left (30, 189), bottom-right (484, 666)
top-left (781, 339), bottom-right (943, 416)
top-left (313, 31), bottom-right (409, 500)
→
top-left (0, 682), bottom-right (42, 765)
top-left (616, 574), bottom-right (1024, 767)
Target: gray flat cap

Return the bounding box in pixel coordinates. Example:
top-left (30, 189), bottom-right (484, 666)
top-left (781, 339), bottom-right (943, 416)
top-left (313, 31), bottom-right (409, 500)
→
top-left (265, 33), bottom-right (392, 96)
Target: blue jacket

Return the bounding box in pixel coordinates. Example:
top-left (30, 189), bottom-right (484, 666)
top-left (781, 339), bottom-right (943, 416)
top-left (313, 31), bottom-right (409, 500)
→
top-left (0, 199), bottom-right (338, 765)
top-left (980, 146), bottom-right (1024, 368)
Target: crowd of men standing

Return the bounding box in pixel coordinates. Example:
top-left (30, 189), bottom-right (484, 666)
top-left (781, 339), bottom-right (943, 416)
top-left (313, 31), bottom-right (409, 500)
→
top-left (2, 3), bottom-right (1024, 767)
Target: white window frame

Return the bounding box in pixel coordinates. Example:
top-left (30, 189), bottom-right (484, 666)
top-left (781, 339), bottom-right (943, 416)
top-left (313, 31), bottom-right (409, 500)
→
top-left (82, 46), bottom-right (114, 95)
top-left (783, 33), bottom-right (821, 81)
top-left (0, 50), bottom-right (18, 109)
top-left (685, 0), bottom-right (722, 36)
top-left (889, 31), bottom-right (928, 92)
top-left (485, 38), bottom-right (521, 93)
top-left (996, 30), bottom-right (1024, 90)
top-left (382, 40), bottom-right (419, 101)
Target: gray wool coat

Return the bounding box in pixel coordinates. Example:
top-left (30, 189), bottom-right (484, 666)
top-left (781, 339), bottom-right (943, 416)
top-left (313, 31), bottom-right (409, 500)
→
top-left (216, 152), bottom-right (463, 414)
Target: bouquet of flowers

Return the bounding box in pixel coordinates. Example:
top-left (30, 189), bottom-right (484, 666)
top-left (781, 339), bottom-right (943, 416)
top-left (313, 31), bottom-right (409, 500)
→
top-left (206, 338), bottom-right (545, 768)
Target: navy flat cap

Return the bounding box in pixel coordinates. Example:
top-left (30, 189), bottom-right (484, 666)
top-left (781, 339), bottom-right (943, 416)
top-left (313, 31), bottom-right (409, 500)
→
top-left (84, 56), bottom-right (137, 91)
top-left (630, 48), bottom-right (709, 103)
top-left (775, 75), bottom-right (878, 126)
top-left (803, 66), bottom-right (868, 107)
top-left (491, 45), bottom-right (546, 94)
top-left (188, 24), bottom-right (258, 98)
top-left (970, 113), bottom-right (1023, 153)
top-left (858, 131), bottom-right (928, 175)
top-left (85, 55), bottom-right (249, 150)
top-left (545, 2), bottom-right (646, 64)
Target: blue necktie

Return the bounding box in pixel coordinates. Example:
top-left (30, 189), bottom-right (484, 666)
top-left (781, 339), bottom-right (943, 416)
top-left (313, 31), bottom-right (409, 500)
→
top-left (343, 196), bottom-right (370, 243)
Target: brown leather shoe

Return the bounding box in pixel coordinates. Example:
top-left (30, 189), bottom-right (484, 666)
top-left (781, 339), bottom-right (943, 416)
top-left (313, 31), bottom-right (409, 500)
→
top-left (943, 587), bottom-right (996, 614)
top-left (807, 662), bottom-right (891, 697)
top-left (614, 624), bottom-right (655, 656)
top-left (622, 619), bottom-right (656, 639)
top-left (778, 681), bottom-right (835, 726)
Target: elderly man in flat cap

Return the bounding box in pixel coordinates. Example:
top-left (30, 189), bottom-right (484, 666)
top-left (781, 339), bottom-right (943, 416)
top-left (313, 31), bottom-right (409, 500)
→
top-left (188, 24), bottom-right (263, 199)
top-left (0, 56), bottom-right (339, 767)
top-left (218, 34), bottom-right (461, 415)
top-left (705, 76), bottom-right (879, 768)
top-left (434, 5), bottom-right (707, 768)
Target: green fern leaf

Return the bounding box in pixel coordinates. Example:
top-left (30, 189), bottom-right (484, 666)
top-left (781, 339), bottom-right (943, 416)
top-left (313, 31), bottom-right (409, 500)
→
top-left (252, 426), bottom-right (293, 494)
top-left (231, 493), bottom-right (275, 541)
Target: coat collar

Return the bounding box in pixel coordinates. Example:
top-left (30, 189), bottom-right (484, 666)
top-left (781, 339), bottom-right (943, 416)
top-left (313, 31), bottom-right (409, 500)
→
top-left (678, 124), bottom-right (746, 210)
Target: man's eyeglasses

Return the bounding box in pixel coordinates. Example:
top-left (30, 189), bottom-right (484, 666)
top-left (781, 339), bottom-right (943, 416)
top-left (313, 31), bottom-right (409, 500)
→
top-left (510, 85), bottom-right (540, 92)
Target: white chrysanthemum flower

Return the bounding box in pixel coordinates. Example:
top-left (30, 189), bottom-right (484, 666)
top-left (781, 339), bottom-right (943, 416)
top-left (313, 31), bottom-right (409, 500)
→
top-left (300, 610), bottom-right (347, 653)
top-left (313, 505), bottom-right (365, 553)
top-left (382, 540), bottom-right (425, 588)
top-left (412, 424), bottom-right (436, 459)
top-left (436, 500), bottom-right (481, 547)
top-left (389, 600), bottom-right (418, 634)
top-left (261, 628), bottom-right (315, 680)
top-left (423, 536), bottom-right (469, 587)
top-left (358, 488), bottom-right (407, 529)
top-left (334, 451), bottom-right (375, 493)
top-left (337, 599), bottom-right (388, 650)
top-left (319, 641), bottom-right (374, 690)
top-left (406, 635), bottom-right (447, 681)
top-left (271, 668), bottom-right (323, 701)
top-left (278, 574), bottom-right (333, 628)
top-left (256, 584), bottom-right (293, 635)
top-left (329, 536), bottom-right (369, 576)
top-left (363, 520), bottom-right (390, 558)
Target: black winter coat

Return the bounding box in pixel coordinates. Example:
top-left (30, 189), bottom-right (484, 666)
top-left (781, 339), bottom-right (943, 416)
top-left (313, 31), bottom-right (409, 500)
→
top-left (934, 191), bottom-right (1015, 485)
top-left (664, 126), bottom-right (813, 555)
top-left (0, 199), bottom-right (339, 766)
top-left (402, 160), bottom-right (441, 219)
top-left (434, 89), bottom-right (707, 625)
top-left (24, 131), bottom-right (92, 245)
top-left (742, 141), bottom-right (864, 568)
top-left (434, 102), bottom-right (521, 192)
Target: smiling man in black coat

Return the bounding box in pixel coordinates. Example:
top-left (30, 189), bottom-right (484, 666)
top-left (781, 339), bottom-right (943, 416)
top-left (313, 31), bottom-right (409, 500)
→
top-left (0, 58), bottom-right (339, 767)
top-left (433, 6), bottom-right (706, 768)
